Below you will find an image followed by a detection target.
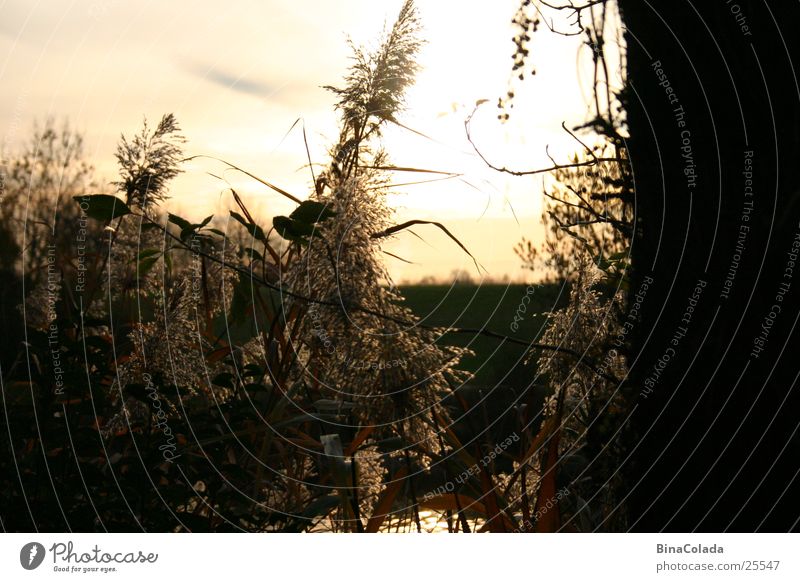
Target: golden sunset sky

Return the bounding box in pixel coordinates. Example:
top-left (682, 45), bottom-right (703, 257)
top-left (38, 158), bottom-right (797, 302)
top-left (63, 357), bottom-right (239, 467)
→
top-left (0, 0), bottom-right (620, 282)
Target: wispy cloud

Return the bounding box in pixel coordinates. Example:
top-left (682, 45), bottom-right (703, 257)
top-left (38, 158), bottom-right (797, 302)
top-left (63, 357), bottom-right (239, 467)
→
top-left (180, 60), bottom-right (280, 99)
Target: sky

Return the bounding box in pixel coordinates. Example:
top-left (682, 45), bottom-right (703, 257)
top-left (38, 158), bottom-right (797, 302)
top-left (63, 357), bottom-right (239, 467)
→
top-left (0, 0), bottom-right (621, 282)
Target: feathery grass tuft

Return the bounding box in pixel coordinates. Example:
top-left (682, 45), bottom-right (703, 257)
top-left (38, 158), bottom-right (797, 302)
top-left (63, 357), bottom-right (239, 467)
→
top-left (114, 113), bottom-right (185, 210)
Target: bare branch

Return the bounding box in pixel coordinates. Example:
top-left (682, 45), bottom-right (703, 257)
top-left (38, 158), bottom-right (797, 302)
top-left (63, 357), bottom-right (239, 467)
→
top-left (464, 104), bottom-right (618, 177)
top-left (537, 0), bottom-right (608, 36)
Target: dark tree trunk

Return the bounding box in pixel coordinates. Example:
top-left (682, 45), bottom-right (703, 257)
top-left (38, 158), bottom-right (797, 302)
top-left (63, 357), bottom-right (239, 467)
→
top-left (619, 0), bottom-right (800, 531)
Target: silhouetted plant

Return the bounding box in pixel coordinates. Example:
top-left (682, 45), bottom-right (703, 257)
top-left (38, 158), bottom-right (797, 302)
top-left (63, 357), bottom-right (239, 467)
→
top-left (0, 118), bottom-right (95, 284)
top-left (1, 1), bottom-right (593, 534)
top-left (114, 113), bottom-right (184, 211)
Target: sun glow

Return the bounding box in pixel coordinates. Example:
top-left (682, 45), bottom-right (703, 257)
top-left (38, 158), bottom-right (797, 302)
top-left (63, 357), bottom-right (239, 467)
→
top-left (0, 0), bottom-right (606, 282)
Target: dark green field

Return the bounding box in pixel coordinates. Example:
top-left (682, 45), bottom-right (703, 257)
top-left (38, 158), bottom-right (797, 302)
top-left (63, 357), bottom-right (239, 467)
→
top-left (399, 283), bottom-right (567, 391)
top-left (221, 281), bottom-right (567, 393)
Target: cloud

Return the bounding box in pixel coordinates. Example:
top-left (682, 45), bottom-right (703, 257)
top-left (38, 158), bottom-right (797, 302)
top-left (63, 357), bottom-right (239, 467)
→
top-left (180, 60), bottom-right (281, 99)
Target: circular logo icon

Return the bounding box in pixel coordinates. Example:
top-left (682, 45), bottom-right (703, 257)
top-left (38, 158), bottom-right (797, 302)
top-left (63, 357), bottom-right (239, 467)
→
top-left (20, 542), bottom-right (46, 570)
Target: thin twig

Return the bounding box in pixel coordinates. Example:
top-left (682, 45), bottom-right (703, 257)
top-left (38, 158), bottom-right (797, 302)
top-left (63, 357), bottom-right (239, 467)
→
top-left (464, 104), bottom-right (619, 177)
